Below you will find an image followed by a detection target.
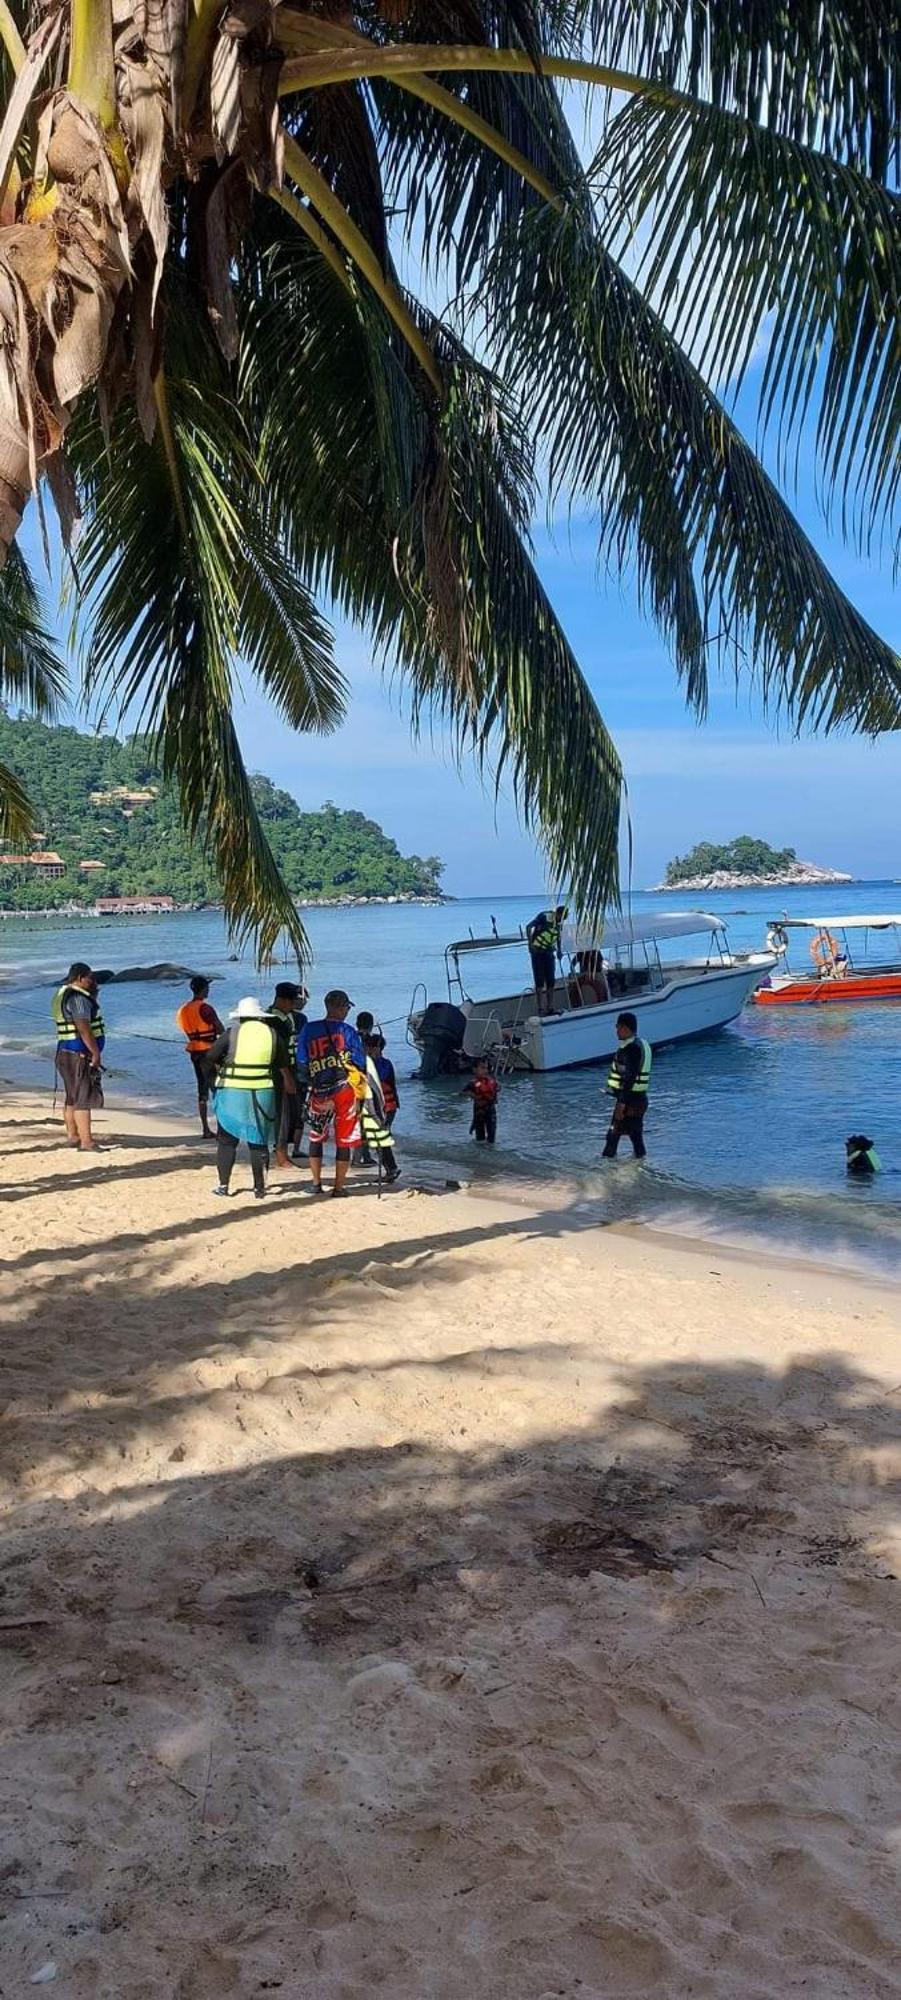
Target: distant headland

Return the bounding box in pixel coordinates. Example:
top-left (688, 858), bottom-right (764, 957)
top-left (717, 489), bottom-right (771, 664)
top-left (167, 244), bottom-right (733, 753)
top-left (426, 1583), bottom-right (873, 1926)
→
top-left (657, 837), bottom-right (852, 893)
top-left (0, 712), bottom-right (446, 913)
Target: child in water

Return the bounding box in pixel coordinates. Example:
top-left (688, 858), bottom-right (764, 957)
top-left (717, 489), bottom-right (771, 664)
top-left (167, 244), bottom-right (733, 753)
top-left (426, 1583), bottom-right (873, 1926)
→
top-left (461, 1058), bottom-right (499, 1144)
top-left (846, 1134), bottom-right (880, 1176)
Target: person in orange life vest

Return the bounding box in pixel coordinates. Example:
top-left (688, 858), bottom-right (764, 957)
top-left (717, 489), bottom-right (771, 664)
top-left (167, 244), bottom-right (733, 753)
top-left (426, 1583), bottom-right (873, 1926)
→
top-left (461, 1058), bottom-right (499, 1143)
top-left (176, 975), bottom-right (224, 1136)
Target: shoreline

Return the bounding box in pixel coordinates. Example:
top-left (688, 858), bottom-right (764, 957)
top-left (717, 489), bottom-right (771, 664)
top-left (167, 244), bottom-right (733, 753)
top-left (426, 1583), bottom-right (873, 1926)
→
top-left (656, 872), bottom-right (854, 891)
top-left (0, 893), bottom-right (450, 921)
top-left (3, 1078), bottom-right (897, 1297)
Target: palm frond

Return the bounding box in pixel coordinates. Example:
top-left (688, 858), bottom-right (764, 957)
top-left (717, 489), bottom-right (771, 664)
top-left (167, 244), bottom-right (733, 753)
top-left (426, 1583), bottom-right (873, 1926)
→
top-left (65, 296), bottom-right (341, 960)
top-left (593, 93), bottom-right (901, 550)
top-left (0, 757), bottom-right (32, 845)
top-left (0, 545), bottom-right (66, 852)
top-left (581, 0), bottom-right (899, 178)
top-left (285, 81), bottom-right (390, 267)
top-left (240, 211), bottom-right (623, 917)
top-left (373, 60), bottom-right (585, 290)
top-left (238, 531), bottom-right (345, 732)
top-left (0, 544), bottom-right (67, 716)
top-left (407, 350), bottom-right (623, 917)
top-left (486, 201), bottom-right (901, 731)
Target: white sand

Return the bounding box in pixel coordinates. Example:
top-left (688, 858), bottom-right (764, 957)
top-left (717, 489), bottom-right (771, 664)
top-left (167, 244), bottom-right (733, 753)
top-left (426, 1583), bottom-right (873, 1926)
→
top-left (1, 1087), bottom-right (899, 1998)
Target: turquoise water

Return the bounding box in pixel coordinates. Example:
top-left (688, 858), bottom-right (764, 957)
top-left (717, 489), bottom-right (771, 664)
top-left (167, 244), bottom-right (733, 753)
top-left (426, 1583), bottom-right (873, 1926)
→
top-left (1, 885), bottom-right (899, 1275)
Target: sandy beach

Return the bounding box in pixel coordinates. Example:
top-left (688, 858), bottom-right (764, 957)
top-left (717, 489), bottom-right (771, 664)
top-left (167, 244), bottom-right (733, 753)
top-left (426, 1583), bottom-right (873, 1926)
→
top-left (1, 1084), bottom-right (899, 1998)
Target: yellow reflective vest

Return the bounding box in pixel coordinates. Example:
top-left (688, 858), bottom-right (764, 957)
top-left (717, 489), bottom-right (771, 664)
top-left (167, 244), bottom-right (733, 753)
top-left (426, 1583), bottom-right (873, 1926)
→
top-left (216, 1019), bottom-right (276, 1090)
top-left (606, 1037), bottom-right (652, 1098)
top-left (52, 983), bottom-right (105, 1051)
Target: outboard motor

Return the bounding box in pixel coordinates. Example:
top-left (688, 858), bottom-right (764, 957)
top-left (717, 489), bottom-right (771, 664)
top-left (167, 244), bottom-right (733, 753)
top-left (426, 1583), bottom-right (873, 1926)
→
top-left (417, 1001), bottom-right (467, 1079)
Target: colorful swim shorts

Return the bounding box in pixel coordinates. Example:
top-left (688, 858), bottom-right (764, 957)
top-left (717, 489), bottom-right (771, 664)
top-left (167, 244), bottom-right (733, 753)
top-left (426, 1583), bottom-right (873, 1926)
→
top-left (307, 1083), bottom-right (361, 1150)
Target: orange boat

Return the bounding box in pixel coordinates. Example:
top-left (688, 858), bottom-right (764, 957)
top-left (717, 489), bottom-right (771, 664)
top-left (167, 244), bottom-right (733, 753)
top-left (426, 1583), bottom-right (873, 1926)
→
top-left (754, 916), bottom-right (901, 1006)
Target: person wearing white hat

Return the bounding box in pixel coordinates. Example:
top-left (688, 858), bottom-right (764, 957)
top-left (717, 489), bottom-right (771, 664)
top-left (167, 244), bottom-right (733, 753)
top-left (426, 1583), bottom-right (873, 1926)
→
top-left (206, 997), bottom-right (286, 1198)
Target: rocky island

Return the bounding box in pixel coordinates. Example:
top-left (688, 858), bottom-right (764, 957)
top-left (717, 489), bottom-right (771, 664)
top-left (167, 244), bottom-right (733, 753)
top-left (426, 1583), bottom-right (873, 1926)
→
top-left (658, 836), bottom-right (852, 892)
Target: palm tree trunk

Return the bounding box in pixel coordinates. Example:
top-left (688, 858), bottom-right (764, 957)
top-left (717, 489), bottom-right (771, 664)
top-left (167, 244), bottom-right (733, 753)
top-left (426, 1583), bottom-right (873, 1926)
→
top-left (0, 0), bottom-right (130, 565)
top-left (0, 428), bottom-right (31, 565)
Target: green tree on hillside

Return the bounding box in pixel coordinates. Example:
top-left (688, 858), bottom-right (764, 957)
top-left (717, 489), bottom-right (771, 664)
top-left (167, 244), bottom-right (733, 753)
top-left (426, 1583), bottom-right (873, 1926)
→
top-left (0, 714), bottom-right (442, 909)
top-left (0, 2), bottom-right (897, 952)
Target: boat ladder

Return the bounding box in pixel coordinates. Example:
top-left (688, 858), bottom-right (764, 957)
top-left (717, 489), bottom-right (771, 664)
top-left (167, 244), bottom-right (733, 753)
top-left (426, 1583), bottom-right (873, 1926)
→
top-left (492, 990), bottom-right (532, 1074)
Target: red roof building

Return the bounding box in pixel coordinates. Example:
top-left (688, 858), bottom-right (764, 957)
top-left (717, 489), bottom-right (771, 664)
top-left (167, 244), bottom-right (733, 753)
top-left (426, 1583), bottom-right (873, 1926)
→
top-left (0, 851), bottom-right (66, 878)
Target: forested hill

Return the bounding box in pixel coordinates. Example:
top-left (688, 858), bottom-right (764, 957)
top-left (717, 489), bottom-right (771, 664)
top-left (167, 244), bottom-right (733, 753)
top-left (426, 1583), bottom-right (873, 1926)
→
top-left (0, 713), bottom-right (444, 909)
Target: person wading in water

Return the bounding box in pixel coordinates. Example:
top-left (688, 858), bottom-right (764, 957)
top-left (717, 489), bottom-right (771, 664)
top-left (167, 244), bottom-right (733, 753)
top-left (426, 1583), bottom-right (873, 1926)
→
top-left (602, 1012), bottom-right (652, 1160)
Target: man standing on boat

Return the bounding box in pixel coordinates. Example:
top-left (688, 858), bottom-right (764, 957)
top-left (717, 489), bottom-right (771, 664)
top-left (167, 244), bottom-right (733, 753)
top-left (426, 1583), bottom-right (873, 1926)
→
top-left (603, 1012), bottom-right (652, 1160)
top-left (526, 903), bottom-right (568, 1016)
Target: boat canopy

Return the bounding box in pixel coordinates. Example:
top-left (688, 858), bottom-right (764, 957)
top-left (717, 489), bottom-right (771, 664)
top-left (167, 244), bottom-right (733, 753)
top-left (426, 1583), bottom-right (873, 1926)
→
top-left (770, 914), bottom-right (901, 931)
top-left (446, 911), bottom-right (725, 959)
top-left (447, 930), bottom-right (525, 956)
top-left (565, 910), bottom-right (725, 953)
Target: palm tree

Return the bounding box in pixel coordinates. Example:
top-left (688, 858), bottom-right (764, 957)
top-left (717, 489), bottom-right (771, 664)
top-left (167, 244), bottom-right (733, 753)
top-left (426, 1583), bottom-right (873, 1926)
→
top-left (0, 1), bottom-right (897, 952)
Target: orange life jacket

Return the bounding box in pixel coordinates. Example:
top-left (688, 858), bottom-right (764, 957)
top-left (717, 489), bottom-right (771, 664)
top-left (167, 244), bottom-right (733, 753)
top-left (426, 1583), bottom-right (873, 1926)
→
top-left (176, 998), bottom-right (219, 1053)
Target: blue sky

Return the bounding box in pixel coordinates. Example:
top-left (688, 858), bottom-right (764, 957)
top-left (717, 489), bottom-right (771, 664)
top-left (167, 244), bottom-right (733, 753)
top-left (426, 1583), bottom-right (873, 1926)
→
top-left (225, 492), bottom-right (899, 894)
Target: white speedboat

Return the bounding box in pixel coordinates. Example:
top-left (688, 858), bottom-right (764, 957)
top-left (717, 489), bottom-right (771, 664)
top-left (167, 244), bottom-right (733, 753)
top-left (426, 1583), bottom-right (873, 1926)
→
top-left (408, 912), bottom-right (775, 1076)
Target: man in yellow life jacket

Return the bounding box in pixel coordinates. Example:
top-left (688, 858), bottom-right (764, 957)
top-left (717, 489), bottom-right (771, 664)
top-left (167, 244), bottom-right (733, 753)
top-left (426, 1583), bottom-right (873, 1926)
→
top-left (525, 903), bottom-right (568, 1015)
top-left (175, 975), bottom-right (223, 1137)
top-left (602, 1011), bottom-right (652, 1161)
top-left (52, 961), bottom-right (106, 1151)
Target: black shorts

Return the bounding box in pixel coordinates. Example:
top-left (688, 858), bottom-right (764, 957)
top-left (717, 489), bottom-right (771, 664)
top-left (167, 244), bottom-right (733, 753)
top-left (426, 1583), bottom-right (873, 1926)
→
top-left (56, 1049), bottom-right (104, 1111)
top-left (530, 947), bottom-right (556, 989)
top-left (189, 1051), bottom-right (211, 1100)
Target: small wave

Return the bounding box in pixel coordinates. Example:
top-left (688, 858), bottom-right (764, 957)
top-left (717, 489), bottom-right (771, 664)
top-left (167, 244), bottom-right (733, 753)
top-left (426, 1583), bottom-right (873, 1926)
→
top-left (599, 1164), bottom-right (901, 1281)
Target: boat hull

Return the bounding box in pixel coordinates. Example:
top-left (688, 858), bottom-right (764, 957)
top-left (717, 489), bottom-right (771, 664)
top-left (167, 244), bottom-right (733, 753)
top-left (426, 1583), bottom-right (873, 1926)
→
top-left (410, 959), bottom-right (772, 1074)
top-left (755, 972), bottom-right (901, 1007)
top-left (511, 962), bottom-right (770, 1071)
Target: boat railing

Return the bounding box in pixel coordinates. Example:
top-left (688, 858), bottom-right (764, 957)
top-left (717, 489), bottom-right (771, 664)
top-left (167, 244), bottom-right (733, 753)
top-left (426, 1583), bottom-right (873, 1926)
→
top-left (406, 980), bottom-right (427, 1046)
top-left (469, 1009), bottom-right (506, 1061)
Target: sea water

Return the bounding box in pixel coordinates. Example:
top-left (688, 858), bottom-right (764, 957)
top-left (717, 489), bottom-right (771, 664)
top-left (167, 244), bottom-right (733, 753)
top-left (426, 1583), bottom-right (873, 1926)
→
top-left (1, 884), bottom-right (899, 1277)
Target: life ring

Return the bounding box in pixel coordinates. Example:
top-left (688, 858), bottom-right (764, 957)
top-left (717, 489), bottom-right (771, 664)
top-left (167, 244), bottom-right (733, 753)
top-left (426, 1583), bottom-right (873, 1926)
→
top-left (766, 923), bottom-right (788, 956)
top-left (810, 930), bottom-right (839, 969)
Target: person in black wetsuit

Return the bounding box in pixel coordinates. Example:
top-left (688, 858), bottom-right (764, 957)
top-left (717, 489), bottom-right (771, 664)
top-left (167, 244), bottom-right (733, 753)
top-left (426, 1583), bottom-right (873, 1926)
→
top-left (602, 1012), bottom-right (652, 1160)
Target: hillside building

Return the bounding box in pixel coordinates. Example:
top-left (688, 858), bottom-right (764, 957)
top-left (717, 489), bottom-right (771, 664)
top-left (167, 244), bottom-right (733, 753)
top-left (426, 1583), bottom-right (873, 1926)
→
top-left (0, 851), bottom-right (66, 878)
